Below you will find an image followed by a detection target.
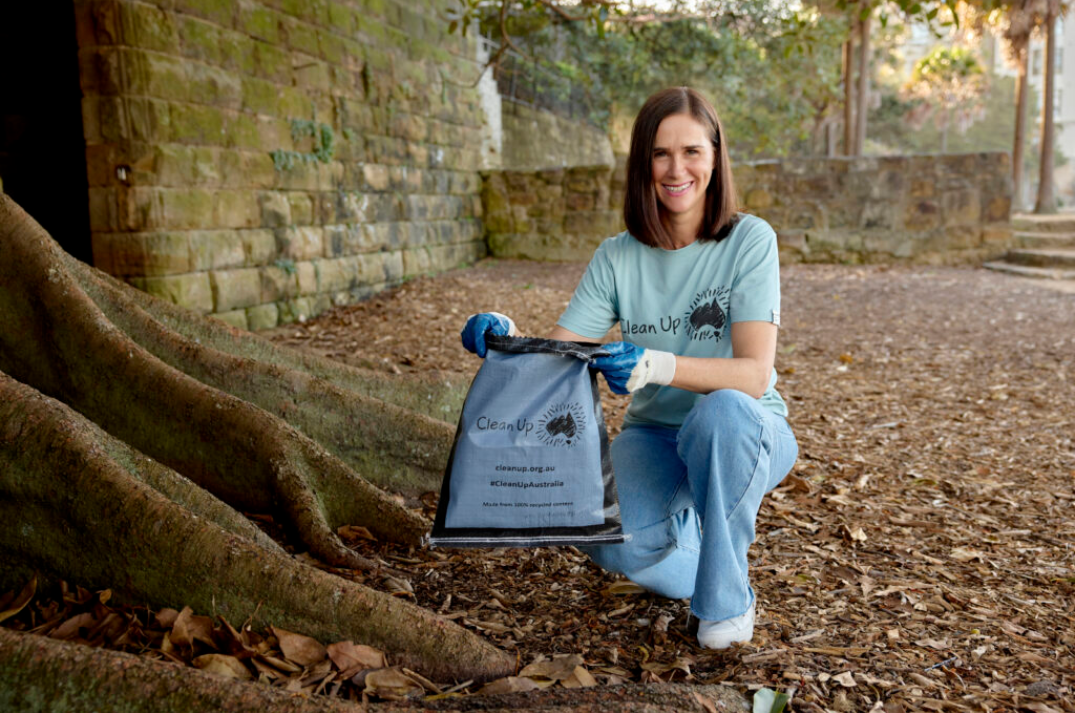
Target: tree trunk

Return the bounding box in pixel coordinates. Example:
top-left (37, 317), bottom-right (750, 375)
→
top-left (0, 192), bottom-right (514, 683)
top-left (1036, 10), bottom-right (1058, 214)
top-left (843, 37), bottom-right (855, 156)
top-left (854, 12), bottom-right (871, 156)
top-left (1014, 47), bottom-right (1030, 212)
top-left (0, 627), bottom-right (749, 712)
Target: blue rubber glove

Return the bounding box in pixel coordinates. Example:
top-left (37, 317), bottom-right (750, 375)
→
top-left (591, 341), bottom-right (677, 395)
top-left (461, 312), bottom-right (518, 357)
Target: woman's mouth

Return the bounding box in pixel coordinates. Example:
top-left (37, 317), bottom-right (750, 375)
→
top-left (663, 182), bottom-right (692, 195)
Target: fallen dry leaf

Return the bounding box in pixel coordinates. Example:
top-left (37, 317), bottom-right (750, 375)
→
top-left (170, 607), bottom-right (214, 649)
top-left (337, 525), bottom-right (376, 541)
top-left (51, 612), bottom-right (94, 640)
top-left (605, 581), bottom-right (647, 595)
top-left (561, 665), bottom-right (598, 688)
top-left (193, 653), bottom-right (252, 680)
top-left (915, 638), bottom-right (950, 650)
top-left (272, 626), bottom-right (327, 666)
top-left (363, 667), bottom-right (424, 700)
top-left (950, 547), bottom-right (985, 563)
top-left (0, 574), bottom-right (36, 624)
top-left (833, 671), bottom-right (856, 687)
top-left (520, 654), bottom-right (586, 681)
top-left (478, 676), bottom-right (541, 695)
top-left (326, 640), bottom-right (386, 678)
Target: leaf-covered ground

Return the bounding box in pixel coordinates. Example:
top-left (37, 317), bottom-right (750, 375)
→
top-left (4, 260), bottom-right (1072, 711)
top-left (266, 260), bottom-right (1075, 712)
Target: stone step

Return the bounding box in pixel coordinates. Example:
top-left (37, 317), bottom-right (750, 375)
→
top-left (1013, 230), bottom-right (1075, 249)
top-left (1011, 213), bottom-right (1075, 233)
top-left (1005, 247), bottom-right (1075, 268)
top-left (983, 260), bottom-right (1075, 280)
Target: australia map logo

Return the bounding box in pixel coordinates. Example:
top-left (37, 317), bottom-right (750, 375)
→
top-left (537, 402), bottom-right (587, 447)
top-left (684, 287), bottom-right (731, 341)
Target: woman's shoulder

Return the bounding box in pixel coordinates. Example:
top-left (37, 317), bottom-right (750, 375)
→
top-left (731, 212), bottom-right (776, 239)
top-left (717, 213), bottom-right (776, 252)
top-left (601, 230), bottom-right (638, 247)
top-left (594, 230), bottom-right (644, 258)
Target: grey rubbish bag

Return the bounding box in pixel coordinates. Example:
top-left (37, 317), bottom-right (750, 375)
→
top-left (430, 335), bottom-right (624, 548)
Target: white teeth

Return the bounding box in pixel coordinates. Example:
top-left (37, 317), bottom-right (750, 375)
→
top-left (664, 183), bottom-right (690, 194)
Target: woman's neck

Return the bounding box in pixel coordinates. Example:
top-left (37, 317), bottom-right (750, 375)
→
top-left (662, 213), bottom-right (702, 250)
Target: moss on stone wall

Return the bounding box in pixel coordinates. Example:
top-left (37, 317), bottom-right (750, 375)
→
top-left (78, 0), bottom-right (489, 328)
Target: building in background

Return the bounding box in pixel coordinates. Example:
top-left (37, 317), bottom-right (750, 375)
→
top-left (985, 14), bottom-right (1075, 208)
top-left (893, 12), bottom-right (1075, 208)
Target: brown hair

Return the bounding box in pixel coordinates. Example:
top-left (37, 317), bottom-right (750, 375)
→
top-left (623, 87), bottom-right (738, 249)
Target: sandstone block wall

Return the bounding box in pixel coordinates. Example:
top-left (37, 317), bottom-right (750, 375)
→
top-left (484, 152), bottom-right (1013, 265)
top-left (740, 153), bottom-right (1013, 264)
top-left (482, 157), bottom-right (625, 262)
top-left (499, 102), bottom-right (614, 172)
top-left (76, 0), bottom-right (488, 329)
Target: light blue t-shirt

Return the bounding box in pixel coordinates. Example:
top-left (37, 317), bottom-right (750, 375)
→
top-left (557, 213), bottom-right (787, 428)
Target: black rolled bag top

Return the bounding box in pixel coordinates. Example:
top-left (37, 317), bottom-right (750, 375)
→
top-left (429, 335), bottom-right (625, 548)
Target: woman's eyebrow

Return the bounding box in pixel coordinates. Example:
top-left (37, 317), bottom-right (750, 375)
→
top-left (653, 144), bottom-right (705, 151)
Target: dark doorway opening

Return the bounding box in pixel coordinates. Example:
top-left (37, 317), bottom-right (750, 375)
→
top-left (0, 4), bottom-right (93, 264)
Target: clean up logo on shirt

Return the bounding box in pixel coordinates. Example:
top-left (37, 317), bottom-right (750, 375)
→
top-left (684, 287), bottom-right (731, 341)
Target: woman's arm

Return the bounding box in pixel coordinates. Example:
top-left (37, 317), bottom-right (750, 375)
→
top-left (556, 321), bottom-right (777, 400)
top-left (549, 319), bottom-right (777, 400)
top-left (669, 321), bottom-right (777, 399)
top-left (547, 325), bottom-right (598, 342)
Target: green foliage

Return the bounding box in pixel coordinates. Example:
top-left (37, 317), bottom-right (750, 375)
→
top-left (901, 46), bottom-right (988, 149)
top-left (271, 119), bottom-right (342, 172)
top-left (910, 45), bottom-right (984, 88)
top-left (451, 0), bottom-right (1000, 157)
top-left (832, 0), bottom-right (963, 32)
top-left (274, 258), bottom-right (298, 276)
top-left (486, 4), bottom-right (848, 158)
top-left (872, 70), bottom-right (1030, 156)
top-left (270, 149), bottom-right (298, 172)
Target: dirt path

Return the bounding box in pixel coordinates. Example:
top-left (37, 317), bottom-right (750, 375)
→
top-left (262, 260), bottom-right (1075, 711)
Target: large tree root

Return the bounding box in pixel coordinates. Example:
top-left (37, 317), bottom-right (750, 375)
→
top-left (0, 194), bottom-right (428, 566)
top-left (0, 192), bottom-right (514, 682)
top-left (68, 255), bottom-right (467, 425)
top-left (70, 258), bottom-right (456, 496)
top-left (0, 627), bottom-right (747, 712)
top-left (0, 373), bottom-right (513, 682)
top-left (0, 627), bottom-right (365, 713)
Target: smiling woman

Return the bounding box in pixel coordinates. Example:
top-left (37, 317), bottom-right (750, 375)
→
top-left (460, 87), bottom-right (797, 651)
top-left (622, 87), bottom-right (738, 252)
top-left (650, 114), bottom-right (717, 246)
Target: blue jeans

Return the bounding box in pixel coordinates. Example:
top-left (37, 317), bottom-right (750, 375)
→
top-left (582, 389), bottom-right (798, 622)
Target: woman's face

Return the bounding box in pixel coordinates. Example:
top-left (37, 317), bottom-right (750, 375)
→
top-left (651, 113), bottom-right (716, 228)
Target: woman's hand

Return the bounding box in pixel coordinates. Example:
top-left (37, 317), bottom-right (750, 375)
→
top-left (591, 342), bottom-right (676, 395)
top-left (460, 312), bottom-right (517, 357)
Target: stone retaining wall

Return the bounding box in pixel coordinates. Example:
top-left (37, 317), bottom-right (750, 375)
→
top-left (482, 160), bottom-right (624, 262)
top-left (743, 153), bottom-right (1013, 264)
top-left (484, 152), bottom-right (1014, 265)
top-left (73, 0), bottom-right (1014, 325)
top-left (499, 102), bottom-right (614, 172)
top-left (76, 0), bottom-right (488, 329)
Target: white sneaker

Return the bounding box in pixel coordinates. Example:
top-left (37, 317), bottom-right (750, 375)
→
top-left (697, 602), bottom-right (755, 649)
